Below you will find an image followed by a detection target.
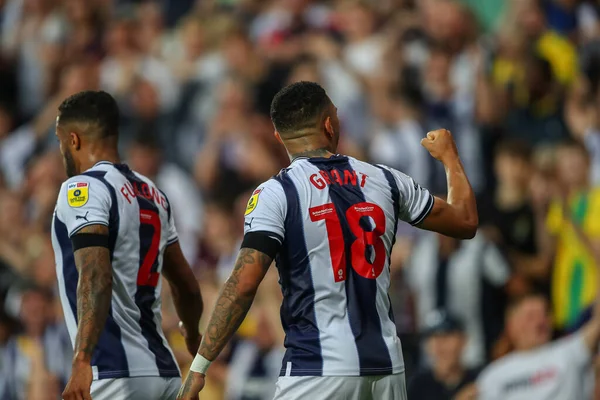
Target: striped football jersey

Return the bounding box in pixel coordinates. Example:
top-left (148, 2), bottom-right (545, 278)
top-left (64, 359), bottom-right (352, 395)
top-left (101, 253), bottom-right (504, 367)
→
top-left (51, 161), bottom-right (180, 380)
top-left (243, 155), bottom-right (433, 377)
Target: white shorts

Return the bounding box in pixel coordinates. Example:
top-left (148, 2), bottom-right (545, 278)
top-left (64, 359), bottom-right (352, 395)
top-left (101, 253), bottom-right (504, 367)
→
top-left (273, 372), bottom-right (407, 400)
top-left (90, 376), bottom-right (181, 400)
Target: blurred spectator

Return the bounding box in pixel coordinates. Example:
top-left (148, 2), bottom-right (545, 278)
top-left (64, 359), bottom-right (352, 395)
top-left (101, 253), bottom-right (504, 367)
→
top-left (478, 140), bottom-right (547, 293)
top-left (194, 76), bottom-right (280, 208)
top-left (2, 287), bottom-right (71, 400)
top-left (479, 293), bottom-right (595, 400)
top-left (406, 232), bottom-right (510, 368)
top-left (407, 310), bottom-right (479, 400)
top-left (338, 1), bottom-right (386, 80)
top-left (511, 0), bottom-right (578, 86)
top-left (100, 15), bottom-right (178, 116)
top-left (369, 86), bottom-right (431, 188)
top-left (2, 0), bottom-right (65, 118)
top-left (544, 140), bottom-right (600, 333)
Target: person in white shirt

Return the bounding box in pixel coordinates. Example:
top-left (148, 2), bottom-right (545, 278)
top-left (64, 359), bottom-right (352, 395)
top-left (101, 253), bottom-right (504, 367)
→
top-left (477, 289), bottom-right (600, 400)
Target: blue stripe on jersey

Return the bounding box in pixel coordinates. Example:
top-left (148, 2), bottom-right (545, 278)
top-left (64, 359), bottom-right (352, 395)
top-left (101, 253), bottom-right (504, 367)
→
top-left (409, 193), bottom-right (434, 226)
top-left (272, 173), bottom-right (323, 376)
top-left (310, 157), bottom-right (393, 376)
top-left (377, 166), bottom-right (400, 325)
top-left (158, 188), bottom-right (172, 220)
top-left (114, 164), bottom-right (180, 377)
top-left (54, 217), bottom-right (78, 321)
top-left (54, 216), bottom-right (130, 378)
top-left (82, 171), bottom-right (119, 259)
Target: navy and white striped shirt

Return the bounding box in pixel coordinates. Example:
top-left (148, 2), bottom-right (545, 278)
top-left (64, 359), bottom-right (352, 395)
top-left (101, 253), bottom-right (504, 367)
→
top-left (51, 162), bottom-right (180, 380)
top-left (243, 155), bottom-right (433, 377)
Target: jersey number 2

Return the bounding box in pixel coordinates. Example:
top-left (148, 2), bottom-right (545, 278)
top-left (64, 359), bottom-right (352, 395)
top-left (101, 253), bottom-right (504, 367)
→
top-left (309, 202), bottom-right (386, 282)
top-left (137, 209), bottom-right (160, 287)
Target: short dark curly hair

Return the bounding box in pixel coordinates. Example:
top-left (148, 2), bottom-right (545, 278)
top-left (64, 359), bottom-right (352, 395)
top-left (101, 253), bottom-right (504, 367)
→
top-left (270, 81), bottom-right (331, 137)
top-left (58, 90), bottom-right (119, 138)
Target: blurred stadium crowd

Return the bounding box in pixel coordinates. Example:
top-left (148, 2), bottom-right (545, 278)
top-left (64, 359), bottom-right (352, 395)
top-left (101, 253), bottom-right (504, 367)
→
top-left (2, 0), bottom-right (600, 399)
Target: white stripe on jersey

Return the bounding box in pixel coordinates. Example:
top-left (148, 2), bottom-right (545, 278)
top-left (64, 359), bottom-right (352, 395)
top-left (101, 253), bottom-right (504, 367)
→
top-left (52, 162), bottom-right (180, 380)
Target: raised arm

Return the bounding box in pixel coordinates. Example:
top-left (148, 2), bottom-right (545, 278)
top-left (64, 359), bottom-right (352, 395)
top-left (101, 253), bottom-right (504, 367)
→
top-left (177, 247), bottom-right (273, 400)
top-left (418, 129), bottom-right (478, 239)
top-left (162, 241), bottom-right (203, 356)
top-left (63, 224), bottom-right (112, 400)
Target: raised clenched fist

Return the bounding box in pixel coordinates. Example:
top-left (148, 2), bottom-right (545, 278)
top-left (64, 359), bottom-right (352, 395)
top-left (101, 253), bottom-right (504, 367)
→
top-left (420, 129), bottom-right (459, 164)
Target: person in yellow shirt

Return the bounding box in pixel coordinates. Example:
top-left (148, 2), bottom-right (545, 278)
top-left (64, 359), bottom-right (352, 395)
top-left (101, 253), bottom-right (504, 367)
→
top-left (546, 141), bottom-right (600, 333)
top-left (493, 0), bottom-right (578, 89)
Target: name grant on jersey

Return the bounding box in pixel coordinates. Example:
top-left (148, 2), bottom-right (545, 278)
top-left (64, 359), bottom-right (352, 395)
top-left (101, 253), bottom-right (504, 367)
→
top-left (309, 169), bottom-right (368, 190)
top-left (120, 181), bottom-right (168, 211)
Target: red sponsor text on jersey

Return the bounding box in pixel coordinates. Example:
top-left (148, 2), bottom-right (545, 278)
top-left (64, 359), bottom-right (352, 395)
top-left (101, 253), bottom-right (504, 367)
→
top-left (120, 181), bottom-right (168, 210)
top-left (309, 169), bottom-right (368, 190)
top-left (77, 182), bottom-right (88, 187)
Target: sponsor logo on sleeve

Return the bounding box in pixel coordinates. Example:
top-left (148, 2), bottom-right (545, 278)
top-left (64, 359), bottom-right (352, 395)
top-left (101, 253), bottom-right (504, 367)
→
top-left (244, 189), bottom-right (262, 216)
top-left (67, 182), bottom-right (89, 208)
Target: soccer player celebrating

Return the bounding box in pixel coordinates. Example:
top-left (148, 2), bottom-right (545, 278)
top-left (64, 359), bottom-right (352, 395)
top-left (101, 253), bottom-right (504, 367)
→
top-left (178, 81), bottom-right (477, 400)
top-left (51, 91), bottom-right (203, 400)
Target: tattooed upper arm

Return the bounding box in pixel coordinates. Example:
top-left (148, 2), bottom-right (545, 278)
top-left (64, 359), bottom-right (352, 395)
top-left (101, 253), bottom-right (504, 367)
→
top-left (71, 224), bottom-right (112, 361)
top-left (235, 247), bottom-right (273, 290)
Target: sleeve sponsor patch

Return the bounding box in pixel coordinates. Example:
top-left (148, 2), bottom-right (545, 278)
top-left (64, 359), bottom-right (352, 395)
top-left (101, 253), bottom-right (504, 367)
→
top-left (244, 188), bottom-right (262, 216)
top-left (67, 182), bottom-right (89, 208)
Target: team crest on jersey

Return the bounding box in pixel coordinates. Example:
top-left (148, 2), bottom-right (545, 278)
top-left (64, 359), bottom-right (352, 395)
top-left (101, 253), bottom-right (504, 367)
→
top-left (67, 182), bottom-right (89, 208)
top-left (245, 188), bottom-right (262, 216)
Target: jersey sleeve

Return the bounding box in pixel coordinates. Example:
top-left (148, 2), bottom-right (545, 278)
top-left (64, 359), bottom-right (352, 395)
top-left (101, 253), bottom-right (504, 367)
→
top-left (381, 165), bottom-right (434, 225)
top-left (243, 179), bottom-right (287, 244)
top-left (162, 191), bottom-right (179, 245)
top-left (56, 176), bottom-right (112, 237)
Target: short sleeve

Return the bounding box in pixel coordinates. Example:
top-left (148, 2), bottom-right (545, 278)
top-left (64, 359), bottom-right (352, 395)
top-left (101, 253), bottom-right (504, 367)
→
top-left (243, 180), bottom-right (287, 243)
top-left (381, 165), bottom-right (434, 225)
top-left (56, 177), bottom-right (112, 237)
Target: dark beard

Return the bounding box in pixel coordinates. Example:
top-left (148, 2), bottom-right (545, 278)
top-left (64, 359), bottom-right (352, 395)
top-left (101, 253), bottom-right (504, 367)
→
top-left (64, 148), bottom-right (77, 178)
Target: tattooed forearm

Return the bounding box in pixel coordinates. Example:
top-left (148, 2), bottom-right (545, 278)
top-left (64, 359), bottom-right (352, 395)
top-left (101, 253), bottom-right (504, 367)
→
top-left (178, 373), bottom-right (194, 397)
top-left (198, 248), bottom-right (272, 361)
top-left (72, 225), bottom-right (112, 362)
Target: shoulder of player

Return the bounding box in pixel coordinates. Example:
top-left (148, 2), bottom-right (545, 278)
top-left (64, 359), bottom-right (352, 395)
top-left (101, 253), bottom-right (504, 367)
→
top-left (57, 174), bottom-right (112, 210)
top-left (254, 177), bottom-right (286, 197)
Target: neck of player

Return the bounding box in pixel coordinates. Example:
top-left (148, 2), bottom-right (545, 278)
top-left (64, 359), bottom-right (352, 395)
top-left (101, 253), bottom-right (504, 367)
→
top-left (286, 135), bottom-right (335, 161)
top-left (81, 149), bottom-right (121, 173)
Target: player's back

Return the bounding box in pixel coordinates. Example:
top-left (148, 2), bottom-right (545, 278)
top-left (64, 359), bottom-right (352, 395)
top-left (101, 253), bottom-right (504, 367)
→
top-left (51, 162), bottom-right (180, 380)
top-left (244, 155), bottom-right (433, 378)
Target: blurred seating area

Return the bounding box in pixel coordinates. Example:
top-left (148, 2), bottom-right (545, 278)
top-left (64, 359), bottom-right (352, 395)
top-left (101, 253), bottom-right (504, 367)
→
top-left (2, 0), bottom-right (600, 399)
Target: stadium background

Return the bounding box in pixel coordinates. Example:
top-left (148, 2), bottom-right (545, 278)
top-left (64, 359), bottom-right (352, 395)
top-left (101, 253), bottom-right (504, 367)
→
top-left (1, 0), bottom-right (600, 398)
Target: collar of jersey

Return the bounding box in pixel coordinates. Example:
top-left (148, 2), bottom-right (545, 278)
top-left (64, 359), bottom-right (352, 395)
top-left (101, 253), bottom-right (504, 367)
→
top-left (291, 154), bottom-right (345, 164)
top-left (88, 161), bottom-right (114, 170)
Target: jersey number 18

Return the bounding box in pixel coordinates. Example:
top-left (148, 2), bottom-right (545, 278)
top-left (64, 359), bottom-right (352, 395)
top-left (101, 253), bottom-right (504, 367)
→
top-left (309, 202), bottom-right (386, 282)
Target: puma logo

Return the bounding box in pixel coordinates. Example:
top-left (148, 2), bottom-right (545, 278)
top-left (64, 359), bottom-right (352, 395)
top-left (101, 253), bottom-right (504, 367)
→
top-left (76, 212), bottom-right (89, 222)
